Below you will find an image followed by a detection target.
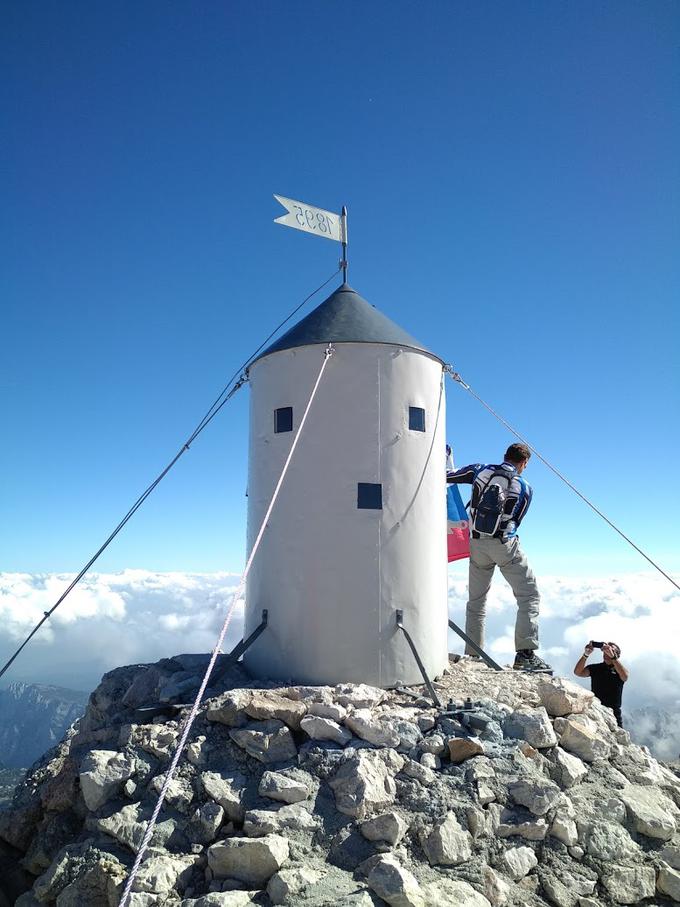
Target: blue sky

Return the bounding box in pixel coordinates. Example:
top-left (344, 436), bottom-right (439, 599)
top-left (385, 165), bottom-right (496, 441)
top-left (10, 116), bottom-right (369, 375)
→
top-left (3, 1), bottom-right (679, 582)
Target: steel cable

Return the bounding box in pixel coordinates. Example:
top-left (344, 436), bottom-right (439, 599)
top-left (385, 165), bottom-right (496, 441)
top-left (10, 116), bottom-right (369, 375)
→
top-left (445, 366), bottom-right (680, 593)
top-left (0, 269), bottom-right (341, 681)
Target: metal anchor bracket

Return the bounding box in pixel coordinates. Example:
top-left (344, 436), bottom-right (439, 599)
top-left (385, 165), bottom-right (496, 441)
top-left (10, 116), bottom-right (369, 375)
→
top-left (395, 610), bottom-right (443, 709)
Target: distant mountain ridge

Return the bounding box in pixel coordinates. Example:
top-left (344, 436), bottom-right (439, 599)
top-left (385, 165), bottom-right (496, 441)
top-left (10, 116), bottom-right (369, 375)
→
top-left (0, 681), bottom-right (88, 769)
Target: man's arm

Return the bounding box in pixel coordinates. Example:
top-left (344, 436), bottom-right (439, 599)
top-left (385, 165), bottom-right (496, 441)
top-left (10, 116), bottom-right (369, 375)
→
top-left (447, 464), bottom-right (481, 485)
top-left (612, 659), bottom-right (629, 682)
top-left (603, 644), bottom-right (629, 682)
top-left (574, 642), bottom-right (594, 678)
top-left (512, 479), bottom-right (532, 529)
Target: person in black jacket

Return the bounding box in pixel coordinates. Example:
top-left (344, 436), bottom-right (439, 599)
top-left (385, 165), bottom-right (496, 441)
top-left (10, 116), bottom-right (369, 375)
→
top-left (574, 641), bottom-right (629, 727)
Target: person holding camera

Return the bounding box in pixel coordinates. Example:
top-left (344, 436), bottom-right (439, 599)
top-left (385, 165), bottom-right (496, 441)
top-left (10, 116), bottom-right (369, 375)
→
top-left (574, 641), bottom-right (629, 727)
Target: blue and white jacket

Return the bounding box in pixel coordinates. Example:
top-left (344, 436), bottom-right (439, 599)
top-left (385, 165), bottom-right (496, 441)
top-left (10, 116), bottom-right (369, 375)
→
top-left (446, 461), bottom-right (532, 539)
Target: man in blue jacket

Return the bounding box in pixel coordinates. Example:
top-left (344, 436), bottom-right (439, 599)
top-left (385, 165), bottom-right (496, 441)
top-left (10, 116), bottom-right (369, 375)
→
top-left (448, 442), bottom-right (551, 672)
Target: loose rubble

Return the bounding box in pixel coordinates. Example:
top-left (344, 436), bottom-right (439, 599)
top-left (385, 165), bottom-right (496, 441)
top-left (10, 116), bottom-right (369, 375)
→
top-left (1, 654), bottom-right (680, 905)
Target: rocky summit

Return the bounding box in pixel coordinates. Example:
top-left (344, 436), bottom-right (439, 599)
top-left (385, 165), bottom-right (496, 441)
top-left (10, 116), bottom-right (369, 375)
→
top-left (2, 654), bottom-right (680, 907)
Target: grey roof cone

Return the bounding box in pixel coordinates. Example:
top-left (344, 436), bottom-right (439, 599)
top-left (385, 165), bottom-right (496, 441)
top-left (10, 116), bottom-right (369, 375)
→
top-left (251, 283), bottom-right (441, 365)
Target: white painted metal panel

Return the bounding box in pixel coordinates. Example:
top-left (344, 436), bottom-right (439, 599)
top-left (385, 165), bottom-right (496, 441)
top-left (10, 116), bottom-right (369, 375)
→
top-left (244, 342), bottom-right (448, 687)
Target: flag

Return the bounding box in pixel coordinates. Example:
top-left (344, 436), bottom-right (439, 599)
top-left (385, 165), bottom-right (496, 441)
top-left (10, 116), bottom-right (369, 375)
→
top-left (447, 483), bottom-right (470, 562)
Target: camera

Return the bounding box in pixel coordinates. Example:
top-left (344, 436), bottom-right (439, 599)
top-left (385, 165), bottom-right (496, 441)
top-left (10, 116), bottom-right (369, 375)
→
top-left (590, 641), bottom-right (605, 649)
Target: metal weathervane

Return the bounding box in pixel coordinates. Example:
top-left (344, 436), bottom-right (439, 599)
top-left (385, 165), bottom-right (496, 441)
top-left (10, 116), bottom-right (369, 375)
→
top-left (274, 194), bottom-right (348, 281)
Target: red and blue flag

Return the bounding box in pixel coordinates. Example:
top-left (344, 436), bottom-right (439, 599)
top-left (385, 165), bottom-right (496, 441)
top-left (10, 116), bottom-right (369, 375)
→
top-left (447, 483), bottom-right (470, 562)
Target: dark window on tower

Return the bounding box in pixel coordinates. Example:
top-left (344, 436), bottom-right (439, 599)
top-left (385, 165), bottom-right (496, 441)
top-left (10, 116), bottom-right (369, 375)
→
top-left (409, 406), bottom-right (426, 432)
top-left (357, 483), bottom-right (383, 510)
top-left (274, 407), bottom-right (293, 433)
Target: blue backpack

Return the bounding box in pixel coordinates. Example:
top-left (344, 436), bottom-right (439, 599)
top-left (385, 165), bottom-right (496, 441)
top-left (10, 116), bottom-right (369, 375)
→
top-left (473, 470), bottom-right (514, 536)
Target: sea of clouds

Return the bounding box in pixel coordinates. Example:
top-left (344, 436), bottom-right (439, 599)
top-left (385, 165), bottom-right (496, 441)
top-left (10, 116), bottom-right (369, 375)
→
top-left (1, 569), bottom-right (678, 759)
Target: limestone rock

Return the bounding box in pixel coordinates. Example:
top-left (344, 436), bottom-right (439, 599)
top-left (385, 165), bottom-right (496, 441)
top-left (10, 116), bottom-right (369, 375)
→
top-left (8, 657), bottom-right (680, 907)
top-left (266, 866), bottom-right (322, 904)
top-left (661, 844), bottom-right (680, 871)
top-left (186, 735), bottom-right (208, 767)
top-left (93, 803), bottom-right (148, 851)
top-left (79, 749), bottom-right (135, 811)
top-left (52, 859), bottom-right (126, 906)
top-left (420, 752), bottom-right (440, 771)
top-left (306, 701), bottom-right (347, 722)
top-left (366, 854), bottom-right (425, 907)
top-left (149, 772), bottom-right (194, 814)
top-left (335, 684), bottom-right (385, 709)
top-left (497, 809), bottom-right (548, 841)
top-left (477, 782), bottom-right (496, 805)
top-left (500, 845), bottom-right (537, 880)
top-left (507, 777), bottom-right (562, 816)
top-left (258, 770), bottom-right (311, 804)
top-left (190, 801), bottom-right (224, 844)
top-left (503, 708), bottom-right (557, 749)
top-left (615, 743), bottom-right (666, 785)
top-left (400, 758), bottom-right (436, 786)
top-left (201, 771), bottom-right (247, 822)
top-left (601, 864), bottom-right (655, 904)
top-left (121, 665), bottom-right (167, 708)
top-left (243, 804), bottom-right (318, 837)
top-left (466, 757), bottom-right (495, 781)
top-left (553, 717), bottom-right (610, 762)
top-left (229, 721), bottom-right (297, 764)
top-left (483, 866), bottom-right (511, 907)
top-left (205, 689), bottom-right (252, 727)
top-left (282, 685), bottom-right (333, 704)
top-left (120, 723), bottom-right (179, 759)
top-left (330, 750), bottom-right (397, 819)
top-left (658, 863), bottom-right (680, 902)
top-left (132, 853), bottom-right (196, 893)
top-left (540, 870), bottom-right (595, 907)
top-left (244, 691), bottom-right (307, 730)
top-left (419, 733), bottom-right (445, 755)
top-left (344, 709), bottom-right (401, 747)
top-left (420, 812), bottom-right (473, 866)
top-left (417, 714), bottom-right (436, 732)
top-left (299, 715), bottom-right (352, 745)
top-left (582, 820), bottom-right (640, 862)
top-left (550, 808), bottom-right (578, 846)
top-left (207, 834), bottom-right (289, 885)
top-left (618, 784), bottom-right (677, 840)
top-left (360, 811), bottom-right (408, 846)
top-left (182, 891), bottom-right (260, 905)
top-left (538, 677), bottom-right (594, 717)
top-left (422, 877), bottom-right (492, 906)
top-left (550, 746), bottom-right (588, 789)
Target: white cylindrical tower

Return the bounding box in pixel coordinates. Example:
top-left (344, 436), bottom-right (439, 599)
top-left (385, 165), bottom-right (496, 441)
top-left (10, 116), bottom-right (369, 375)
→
top-left (243, 284), bottom-right (448, 687)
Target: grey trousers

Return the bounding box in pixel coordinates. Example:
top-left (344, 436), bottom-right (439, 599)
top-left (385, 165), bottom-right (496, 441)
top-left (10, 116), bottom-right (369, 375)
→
top-left (465, 536), bottom-right (540, 655)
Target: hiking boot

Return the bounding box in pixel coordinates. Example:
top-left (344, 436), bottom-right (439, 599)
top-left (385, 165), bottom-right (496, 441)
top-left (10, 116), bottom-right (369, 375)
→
top-left (513, 649), bottom-right (553, 673)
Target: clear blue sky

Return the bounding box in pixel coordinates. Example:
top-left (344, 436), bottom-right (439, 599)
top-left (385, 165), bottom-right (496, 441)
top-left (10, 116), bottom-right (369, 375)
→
top-left (3, 1), bottom-right (679, 579)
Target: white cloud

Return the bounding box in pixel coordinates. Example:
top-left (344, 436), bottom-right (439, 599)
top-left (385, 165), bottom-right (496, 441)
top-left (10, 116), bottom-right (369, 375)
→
top-left (448, 568), bottom-right (680, 757)
top-left (0, 571), bottom-right (244, 692)
top-left (1, 568), bottom-right (679, 760)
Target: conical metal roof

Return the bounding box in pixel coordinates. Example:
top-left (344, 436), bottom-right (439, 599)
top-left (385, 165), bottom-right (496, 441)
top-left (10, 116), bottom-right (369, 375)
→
top-left (251, 283), bottom-right (441, 365)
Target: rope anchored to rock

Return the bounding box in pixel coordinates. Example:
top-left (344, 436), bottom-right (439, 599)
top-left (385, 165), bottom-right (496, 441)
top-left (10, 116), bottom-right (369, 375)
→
top-left (118, 344), bottom-right (335, 907)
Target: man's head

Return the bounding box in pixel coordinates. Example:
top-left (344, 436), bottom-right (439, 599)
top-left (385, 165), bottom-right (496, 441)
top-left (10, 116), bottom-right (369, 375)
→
top-left (505, 443), bottom-right (531, 474)
top-left (603, 642), bottom-right (621, 664)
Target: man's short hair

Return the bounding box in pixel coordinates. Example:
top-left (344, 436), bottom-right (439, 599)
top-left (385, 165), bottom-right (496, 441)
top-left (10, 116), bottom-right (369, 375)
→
top-left (608, 642), bottom-right (621, 657)
top-left (505, 443), bottom-right (531, 464)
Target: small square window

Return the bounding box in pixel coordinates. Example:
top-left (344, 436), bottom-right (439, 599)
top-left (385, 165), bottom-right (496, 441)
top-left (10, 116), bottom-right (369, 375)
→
top-left (357, 483), bottom-right (383, 510)
top-left (409, 406), bottom-right (426, 432)
top-left (275, 407), bottom-right (293, 433)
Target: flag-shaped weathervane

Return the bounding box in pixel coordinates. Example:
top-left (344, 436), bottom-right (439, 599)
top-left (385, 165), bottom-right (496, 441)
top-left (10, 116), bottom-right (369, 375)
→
top-left (274, 194), bottom-right (348, 278)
